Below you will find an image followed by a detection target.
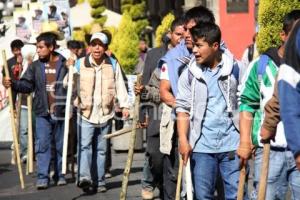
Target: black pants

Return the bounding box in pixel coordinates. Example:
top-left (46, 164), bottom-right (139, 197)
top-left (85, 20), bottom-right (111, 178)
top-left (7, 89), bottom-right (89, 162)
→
top-left (163, 133), bottom-right (179, 200)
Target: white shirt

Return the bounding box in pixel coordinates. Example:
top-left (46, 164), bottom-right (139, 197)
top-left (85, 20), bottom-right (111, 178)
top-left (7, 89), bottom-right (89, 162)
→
top-left (159, 63), bottom-right (169, 80)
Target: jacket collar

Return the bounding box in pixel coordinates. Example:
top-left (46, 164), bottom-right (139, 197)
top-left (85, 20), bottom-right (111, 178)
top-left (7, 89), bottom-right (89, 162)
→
top-left (84, 53), bottom-right (111, 68)
top-left (188, 51), bottom-right (234, 79)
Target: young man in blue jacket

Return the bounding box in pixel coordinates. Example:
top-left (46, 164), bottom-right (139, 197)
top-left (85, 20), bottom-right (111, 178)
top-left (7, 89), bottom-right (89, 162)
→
top-left (3, 32), bottom-right (68, 189)
top-left (176, 22), bottom-right (244, 200)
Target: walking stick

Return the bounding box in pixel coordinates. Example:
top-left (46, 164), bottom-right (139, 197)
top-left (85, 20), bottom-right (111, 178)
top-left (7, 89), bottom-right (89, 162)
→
top-left (120, 75), bottom-right (142, 200)
top-left (62, 63), bottom-right (74, 175)
top-left (185, 158), bottom-right (193, 200)
top-left (176, 157), bottom-right (184, 200)
top-left (2, 50), bottom-right (25, 189)
top-left (258, 142), bottom-right (270, 200)
top-left (27, 94), bottom-right (33, 174)
top-left (237, 163), bottom-right (246, 200)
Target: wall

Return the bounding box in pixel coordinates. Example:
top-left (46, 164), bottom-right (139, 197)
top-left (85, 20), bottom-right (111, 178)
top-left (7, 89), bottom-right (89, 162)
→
top-left (219, 0), bottom-right (255, 59)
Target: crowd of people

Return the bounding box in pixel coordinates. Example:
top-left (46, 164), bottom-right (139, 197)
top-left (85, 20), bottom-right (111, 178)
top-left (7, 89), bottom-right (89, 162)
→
top-left (1, 5), bottom-right (300, 200)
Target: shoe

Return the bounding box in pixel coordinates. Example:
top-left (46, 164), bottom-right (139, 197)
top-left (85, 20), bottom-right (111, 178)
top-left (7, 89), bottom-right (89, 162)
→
top-left (78, 179), bottom-right (91, 189)
top-left (105, 172), bottom-right (112, 179)
top-left (141, 189), bottom-right (154, 200)
top-left (57, 178), bottom-right (67, 186)
top-left (97, 185), bottom-right (107, 193)
top-left (36, 181), bottom-right (48, 190)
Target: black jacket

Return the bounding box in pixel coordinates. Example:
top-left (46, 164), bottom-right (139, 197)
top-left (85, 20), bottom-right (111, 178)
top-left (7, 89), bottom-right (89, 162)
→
top-left (12, 54), bottom-right (68, 117)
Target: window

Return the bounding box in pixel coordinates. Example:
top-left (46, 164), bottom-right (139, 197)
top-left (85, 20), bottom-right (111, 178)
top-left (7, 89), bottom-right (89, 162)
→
top-left (227, 0), bottom-right (248, 13)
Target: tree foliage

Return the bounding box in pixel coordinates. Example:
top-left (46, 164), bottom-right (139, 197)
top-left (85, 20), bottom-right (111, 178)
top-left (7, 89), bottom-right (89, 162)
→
top-left (110, 13), bottom-right (139, 74)
top-left (87, 0), bottom-right (106, 26)
top-left (257, 0), bottom-right (300, 53)
top-left (155, 13), bottom-right (175, 47)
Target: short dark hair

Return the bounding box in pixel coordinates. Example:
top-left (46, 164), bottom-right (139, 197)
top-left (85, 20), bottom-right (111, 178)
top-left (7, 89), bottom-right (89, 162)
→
top-left (184, 6), bottom-right (215, 25)
top-left (67, 40), bottom-right (81, 49)
top-left (10, 39), bottom-right (24, 50)
top-left (283, 10), bottom-right (300, 34)
top-left (36, 32), bottom-right (57, 48)
top-left (101, 30), bottom-right (112, 45)
top-left (170, 17), bottom-right (185, 32)
top-left (190, 22), bottom-right (221, 46)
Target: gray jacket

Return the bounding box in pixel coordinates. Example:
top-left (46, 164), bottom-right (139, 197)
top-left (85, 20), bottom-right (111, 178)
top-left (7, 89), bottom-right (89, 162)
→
top-left (176, 54), bottom-right (244, 149)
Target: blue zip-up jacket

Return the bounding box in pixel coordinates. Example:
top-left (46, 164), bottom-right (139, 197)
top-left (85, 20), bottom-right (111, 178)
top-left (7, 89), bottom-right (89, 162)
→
top-left (176, 55), bottom-right (243, 149)
top-left (12, 53), bottom-right (68, 118)
top-left (278, 64), bottom-right (300, 158)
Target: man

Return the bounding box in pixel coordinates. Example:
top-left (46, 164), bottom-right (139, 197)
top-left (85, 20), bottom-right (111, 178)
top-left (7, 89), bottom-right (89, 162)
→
top-left (73, 32), bottom-right (129, 193)
top-left (3, 32), bottom-right (68, 189)
top-left (159, 6), bottom-right (217, 200)
top-left (6, 39), bottom-right (27, 164)
top-left (134, 38), bottom-right (148, 74)
top-left (238, 10), bottom-right (300, 199)
top-left (137, 17), bottom-right (185, 200)
top-left (176, 22), bottom-right (242, 200)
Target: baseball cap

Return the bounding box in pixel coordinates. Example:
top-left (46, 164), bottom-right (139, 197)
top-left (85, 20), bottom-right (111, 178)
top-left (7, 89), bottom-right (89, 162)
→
top-left (90, 32), bottom-right (108, 45)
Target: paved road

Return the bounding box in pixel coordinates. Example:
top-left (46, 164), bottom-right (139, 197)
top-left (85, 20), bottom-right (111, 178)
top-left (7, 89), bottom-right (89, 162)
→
top-left (0, 143), bottom-right (160, 200)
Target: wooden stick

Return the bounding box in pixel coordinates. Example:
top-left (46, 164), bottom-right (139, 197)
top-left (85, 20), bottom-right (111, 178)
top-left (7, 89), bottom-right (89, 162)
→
top-left (103, 127), bottom-right (133, 139)
top-left (185, 158), bottom-right (193, 200)
top-left (2, 50), bottom-right (25, 189)
top-left (176, 157), bottom-right (184, 200)
top-left (62, 64), bottom-right (74, 175)
top-left (27, 94), bottom-right (33, 174)
top-left (120, 75), bottom-right (142, 200)
top-left (258, 143), bottom-right (270, 200)
top-left (237, 164), bottom-right (246, 200)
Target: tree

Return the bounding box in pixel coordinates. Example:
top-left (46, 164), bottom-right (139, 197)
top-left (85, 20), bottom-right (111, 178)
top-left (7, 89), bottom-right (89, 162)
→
top-left (88, 0), bottom-right (107, 26)
top-left (257, 0), bottom-right (300, 53)
top-left (155, 13), bottom-right (174, 47)
top-left (110, 13), bottom-right (139, 73)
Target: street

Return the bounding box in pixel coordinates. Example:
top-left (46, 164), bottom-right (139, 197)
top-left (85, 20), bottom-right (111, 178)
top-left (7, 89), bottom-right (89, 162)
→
top-left (0, 143), bottom-right (160, 200)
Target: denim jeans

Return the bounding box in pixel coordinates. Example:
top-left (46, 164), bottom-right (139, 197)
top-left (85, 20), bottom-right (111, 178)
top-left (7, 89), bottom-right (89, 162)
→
top-left (35, 115), bottom-right (64, 184)
top-left (253, 148), bottom-right (300, 200)
top-left (141, 152), bottom-right (154, 191)
top-left (19, 107), bottom-right (28, 158)
top-left (191, 151), bottom-right (246, 200)
top-left (77, 117), bottom-right (112, 187)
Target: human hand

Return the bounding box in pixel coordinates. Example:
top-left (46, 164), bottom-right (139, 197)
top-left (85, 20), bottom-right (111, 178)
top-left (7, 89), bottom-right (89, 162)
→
top-left (179, 138), bottom-right (192, 165)
top-left (134, 83), bottom-right (144, 95)
top-left (237, 142), bottom-right (252, 168)
top-left (122, 108), bottom-right (129, 119)
top-left (260, 127), bottom-right (275, 143)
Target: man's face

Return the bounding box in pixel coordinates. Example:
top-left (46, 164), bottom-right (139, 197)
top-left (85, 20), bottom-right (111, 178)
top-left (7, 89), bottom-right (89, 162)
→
top-left (90, 39), bottom-right (106, 61)
top-left (192, 37), bottom-right (218, 65)
top-left (138, 40), bottom-right (147, 52)
top-left (36, 41), bottom-right (53, 60)
top-left (12, 47), bottom-right (22, 58)
top-left (170, 25), bottom-right (184, 47)
top-left (184, 19), bottom-right (196, 50)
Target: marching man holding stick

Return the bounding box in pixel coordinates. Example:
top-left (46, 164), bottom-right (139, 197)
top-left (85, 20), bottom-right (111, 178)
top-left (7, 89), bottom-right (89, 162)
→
top-left (67, 32), bottom-right (129, 193)
top-left (238, 10), bottom-right (300, 200)
top-left (3, 31), bottom-right (68, 189)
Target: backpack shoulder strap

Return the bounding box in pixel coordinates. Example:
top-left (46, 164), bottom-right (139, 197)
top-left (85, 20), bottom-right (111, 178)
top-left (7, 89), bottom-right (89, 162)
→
top-left (257, 54), bottom-right (269, 82)
top-left (109, 56), bottom-right (117, 72)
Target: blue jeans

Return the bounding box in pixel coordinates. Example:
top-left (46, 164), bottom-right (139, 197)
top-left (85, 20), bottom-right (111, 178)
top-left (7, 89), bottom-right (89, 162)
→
top-left (253, 148), bottom-right (300, 200)
top-left (35, 115), bottom-right (64, 184)
top-left (77, 117), bottom-right (112, 187)
top-left (19, 107), bottom-right (28, 158)
top-left (191, 151), bottom-right (247, 200)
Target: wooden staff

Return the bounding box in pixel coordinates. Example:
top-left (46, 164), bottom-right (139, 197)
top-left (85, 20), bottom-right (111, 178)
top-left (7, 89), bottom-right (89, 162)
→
top-left (258, 143), bottom-right (270, 200)
top-left (185, 158), bottom-right (193, 200)
top-left (237, 164), bottom-right (246, 200)
top-left (2, 50), bottom-right (25, 189)
top-left (104, 126), bottom-right (134, 139)
top-left (176, 157), bottom-right (184, 200)
top-left (62, 63), bottom-right (74, 175)
top-left (120, 75), bottom-right (142, 200)
top-left (26, 94), bottom-right (33, 174)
